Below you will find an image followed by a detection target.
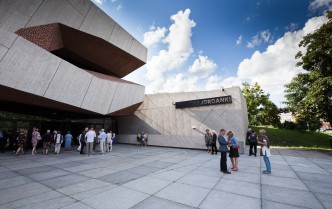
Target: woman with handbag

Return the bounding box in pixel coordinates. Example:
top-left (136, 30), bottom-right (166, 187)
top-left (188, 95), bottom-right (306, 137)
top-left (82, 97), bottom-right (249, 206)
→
top-left (227, 131), bottom-right (240, 171)
top-left (257, 129), bottom-right (271, 174)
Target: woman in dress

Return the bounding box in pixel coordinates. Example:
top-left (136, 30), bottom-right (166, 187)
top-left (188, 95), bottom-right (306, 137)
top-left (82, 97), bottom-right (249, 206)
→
top-left (64, 131), bottom-right (73, 151)
top-left (31, 128), bottom-right (39, 155)
top-left (227, 131), bottom-right (240, 171)
top-left (16, 129), bottom-right (27, 155)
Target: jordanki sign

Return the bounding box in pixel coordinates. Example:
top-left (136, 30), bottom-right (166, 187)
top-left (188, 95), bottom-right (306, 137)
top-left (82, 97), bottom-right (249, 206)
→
top-left (175, 95), bottom-right (232, 109)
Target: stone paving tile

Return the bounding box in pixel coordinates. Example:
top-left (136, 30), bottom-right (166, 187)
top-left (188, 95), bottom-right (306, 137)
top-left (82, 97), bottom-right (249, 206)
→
top-left (262, 184), bottom-right (324, 209)
top-left (1, 190), bottom-right (64, 209)
top-left (82, 186), bottom-right (149, 209)
top-left (177, 173), bottom-right (220, 189)
top-left (40, 174), bottom-right (90, 189)
top-left (69, 184), bottom-right (117, 201)
top-left (16, 165), bottom-right (56, 175)
top-left (52, 161), bottom-right (83, 169)
top-left (261, 175), bottom-right (308, 191)
top-left (98, 170), bottom-right (144, 185)
top-left (155, 182), bottom-right (210, 207)
top-left (0, 170), bottom-right (20, 180)
top-left (214, 178), bottom-right (261, 198)
top-left (80, 167), bottom-right (120, 178)
top-left (291, 165), bottom-right (330, 175)
top-left (131, 196), bottom-right (195, 209)
top-left (192, 166), bottom-right (224, 177)
top-left (57, 179), bottom-right (113, 195)
top-left (262, 200), bottom-right (305, 209)
top-left (60, 202), bottom-right (94, 209)
top-left (199, 190), bottom-right (261, 209)
top-left (262, 168), bottom-right (298, 179)
top-left (144, 161), bottom-right (175, 169)
top-left (149, 169), bottom-right (187, 181)
top-left (297, 172), bottom-right (332, 184)
top-left (303, 180), bottom-right (332, 195)
top-left (0, 182), bottom-right (51, 205)
top-left (314, 193), bottom-right (332, 209)
top-left (123, 165), bottom-right (162, 175)
top-left (122, 176), bottom-right (172, 195)
top-left (0, 166), bottom-right (9, 172)
top-left (17, 196), bottom-right (76, 209)
top-left (27, 169), bottom-right (71, 181)
top-left (0, 176), bottom-right (32, 190)
top-left (223, 171), bottom-right (260, 184)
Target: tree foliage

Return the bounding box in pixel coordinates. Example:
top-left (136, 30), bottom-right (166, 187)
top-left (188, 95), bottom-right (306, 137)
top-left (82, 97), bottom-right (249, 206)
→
top-left (285, 11), bottom-right (332, 125)
top-left (242, 82), bottom-right (280, 126)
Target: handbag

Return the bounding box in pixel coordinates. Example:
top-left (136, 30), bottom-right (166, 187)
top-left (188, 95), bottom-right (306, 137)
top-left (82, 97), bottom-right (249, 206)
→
top-left (260, 148), bottom-right (263, 156)
top-left (37, 134), bottom-right (42, 141)
top-left (234, 145), bottom-right (240, 150)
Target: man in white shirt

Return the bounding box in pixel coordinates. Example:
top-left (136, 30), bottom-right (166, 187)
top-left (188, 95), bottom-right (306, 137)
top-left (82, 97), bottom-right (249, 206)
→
top-left (98, 129), bottom-right (107, 154)
top-left (85, 128), bottom-right (96, 156)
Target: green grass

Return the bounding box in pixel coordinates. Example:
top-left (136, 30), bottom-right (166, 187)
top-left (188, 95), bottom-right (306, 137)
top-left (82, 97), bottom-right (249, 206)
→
top-left (252, 126), bottom-right (332, 150)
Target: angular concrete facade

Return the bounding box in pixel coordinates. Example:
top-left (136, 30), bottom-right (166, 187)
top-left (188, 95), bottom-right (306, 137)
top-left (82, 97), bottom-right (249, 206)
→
top-left (116, 87), bottom-right (249, 153)
top-left (0, 0), bottom-right (147, 116)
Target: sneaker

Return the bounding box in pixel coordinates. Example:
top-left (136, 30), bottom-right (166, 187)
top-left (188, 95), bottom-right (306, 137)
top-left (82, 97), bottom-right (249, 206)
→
top-left (262, 171), bottom-right (271, 174)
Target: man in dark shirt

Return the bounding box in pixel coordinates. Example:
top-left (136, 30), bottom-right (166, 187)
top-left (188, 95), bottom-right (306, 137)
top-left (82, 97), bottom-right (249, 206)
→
top-left (80, 127), bottom-right (88, 154)
top-left (42, 130), bottom-right (52, 155)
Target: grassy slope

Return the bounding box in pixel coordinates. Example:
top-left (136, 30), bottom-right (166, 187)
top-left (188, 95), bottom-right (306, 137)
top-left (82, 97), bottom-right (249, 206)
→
top-left (252, 126), bottom-right (332, 150)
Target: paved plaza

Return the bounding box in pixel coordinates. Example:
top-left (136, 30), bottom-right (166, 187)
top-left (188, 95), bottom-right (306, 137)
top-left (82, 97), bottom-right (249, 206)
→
top-left (0, 144), bottom-right (332, 209)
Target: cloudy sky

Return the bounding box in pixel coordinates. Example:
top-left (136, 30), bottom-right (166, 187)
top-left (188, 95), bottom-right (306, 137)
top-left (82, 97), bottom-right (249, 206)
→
top-left (92, 0), bottom-right (332, 107)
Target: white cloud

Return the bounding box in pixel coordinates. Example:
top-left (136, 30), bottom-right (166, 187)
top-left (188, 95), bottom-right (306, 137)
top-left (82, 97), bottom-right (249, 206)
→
top-left (116, 4), bottom-right (122, 10)
top-left (246, 30), bottom-right (271, 48)
top-left (285, 22), bottom-right (299, 31)
top-left (145, 9), bottom-right (196, 84)
top-left (188, 55), bottom-right (217, 78)
top-left (309, 0), bottom-right (332, 11)
top-left (143, 27), bottom-right (167, 47)
top-left (237, 15), bottom-right (328, 105)
top-left (93, 0), bottom-right (106, 5)
top-left (236, 35), bottom-right (243, 45)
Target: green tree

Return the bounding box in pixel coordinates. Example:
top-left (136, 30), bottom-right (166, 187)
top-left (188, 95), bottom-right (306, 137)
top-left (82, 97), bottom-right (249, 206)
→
top-left (285, 11), bottom-right (332, 125)
top-left (242, 82), bottom-right (280, 126)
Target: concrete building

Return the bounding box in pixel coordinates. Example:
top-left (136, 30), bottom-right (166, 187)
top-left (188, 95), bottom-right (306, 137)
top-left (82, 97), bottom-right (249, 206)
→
top-left (117, 87), bottom-right (248, 153)
top-left (0, 0), bottom-right (248, 152)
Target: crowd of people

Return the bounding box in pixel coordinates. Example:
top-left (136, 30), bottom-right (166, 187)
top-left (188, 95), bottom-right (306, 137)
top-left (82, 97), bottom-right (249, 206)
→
top-left (205, 128), bottom-right (271, 175)
top-left (0, 127), bottom-right (116, 156)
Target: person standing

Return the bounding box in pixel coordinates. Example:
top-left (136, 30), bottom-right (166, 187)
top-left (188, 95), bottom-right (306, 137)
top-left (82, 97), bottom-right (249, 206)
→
top-left (42, 130), bottom-right (52, 155)
top-left (54, 131), bottom-right (63, 154)
top-left (31, 128), bottom-right (40, 155)
top-left (80, 127), bottom-right (88, 154)
top-left (248, 130), bottom-right (258, 156)
top-left (16, 129), bottom-right (27, 155)
top-left (227, 131), bottom-right (240, 171)
top-left (204, 129), bottom-right (212, 153)
top-left (85, 128), bottom-right (96, 156)
top-left (106, 131), bottom-right (112, 152)
top-left (211, 130), bottom-right (218, 155)
top-left (98, 129), bottom-right (107, 154)
top-left (258, 129), bottom-right (271, 174)
top-left (218, 129), bottom-right (231, 174)
top-left (0, 128), bottom-right (5, 153)
top-left (64, 131), bottom-right (73, 151)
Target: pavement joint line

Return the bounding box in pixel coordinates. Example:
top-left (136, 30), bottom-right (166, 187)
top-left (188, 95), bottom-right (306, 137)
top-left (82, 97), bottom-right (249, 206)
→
top-left (278, 150), bottom-right (327, 209)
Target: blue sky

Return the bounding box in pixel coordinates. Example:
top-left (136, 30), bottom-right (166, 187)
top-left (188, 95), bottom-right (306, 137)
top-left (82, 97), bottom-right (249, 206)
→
top-left (93, 0), bottom-right (332, 107)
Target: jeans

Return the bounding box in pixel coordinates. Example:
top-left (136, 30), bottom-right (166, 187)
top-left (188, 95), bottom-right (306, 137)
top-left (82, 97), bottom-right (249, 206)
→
top-left (80, 141), bottom-right (86, 154)
top-left (263, 151), bottom-right (271, 172)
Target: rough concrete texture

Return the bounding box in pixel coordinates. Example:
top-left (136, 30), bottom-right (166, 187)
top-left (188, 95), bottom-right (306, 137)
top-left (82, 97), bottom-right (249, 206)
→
top-left (116, 87), bottom-right (248, 152)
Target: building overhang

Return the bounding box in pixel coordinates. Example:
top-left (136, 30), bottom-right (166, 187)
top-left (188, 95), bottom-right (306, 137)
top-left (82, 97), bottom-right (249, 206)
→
top-left (16, 23), bottom-right (146, 78)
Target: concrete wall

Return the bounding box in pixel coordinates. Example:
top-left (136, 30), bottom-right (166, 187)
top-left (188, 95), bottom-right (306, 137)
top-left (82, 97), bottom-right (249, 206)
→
top-left (116, 87), bottom-right (249, 153)
top-left (0, 0), bottom-right (146, 115)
